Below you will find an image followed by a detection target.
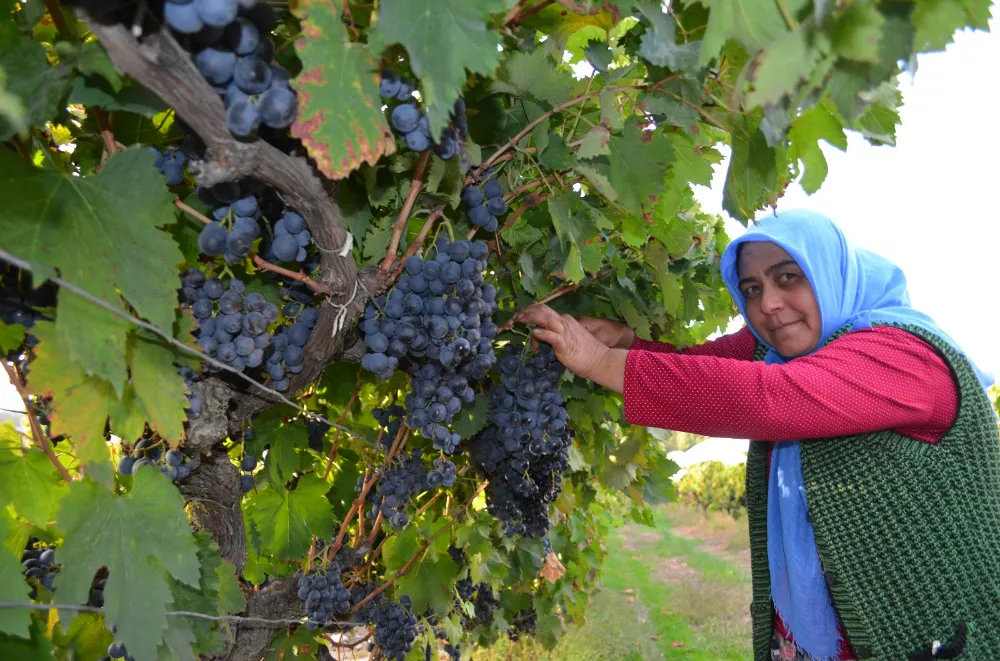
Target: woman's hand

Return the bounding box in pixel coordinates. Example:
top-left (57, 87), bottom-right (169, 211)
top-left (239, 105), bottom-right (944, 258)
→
top-left (513, 304), bottom-right (628, 393)
top-left (578, 316), bottom-right (636, 350)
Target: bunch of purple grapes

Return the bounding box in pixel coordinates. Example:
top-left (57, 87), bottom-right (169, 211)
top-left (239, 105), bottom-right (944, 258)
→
top-left (162, 0), bottom-right (297, 137)
top-left (470, 342), bottom-right (573, 538)
top-left (149, 147), bottom-right (187, 186)
top-left (381, 69), bottom-right (466, 160)
top-left (297, 563), bottom-right (352, 630)
top-left (195, 179), bottom-right (267, 264)
top-left (361, 448), bottom-right (428, 529)
top-left (359, 237), bottom-right (497, 454)
top-left (461, 169), bottom-right (506, 233)
top-left (239, 442), bottom-right (257, 494)
top-left (116, 437), bottom-right (200, 482)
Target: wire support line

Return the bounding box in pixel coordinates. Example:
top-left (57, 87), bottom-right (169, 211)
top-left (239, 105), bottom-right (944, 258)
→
top-left (0, 247), bottom-right (362, 441)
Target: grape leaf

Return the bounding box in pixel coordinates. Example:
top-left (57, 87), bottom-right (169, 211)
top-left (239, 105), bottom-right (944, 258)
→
top-left (374, 0), bottom-right (507, 138)
top-left (0, 618), bottom-right (56, 660)
top-left (0, 516), bottom-right (30, 637)
top-left (540, 132), bottom-right (573, 171)
top-left (722, 117), bottom-right (777, 223)
top-left (0, 322), bottom-right (24, 353)
top-left (666, 132), bottom-right (720, 188)
top-left (699, 0), bottom-right (803, 66)
top-left (493, 50), bottom-right (579, 107)
top-left (128, 330), bottom-right (190, 445)
top-left (857, 82), bottom-right (901, 146)
top-left (640, 77), bottom-right (702, 131)
top-left (396, 555), bottom-right (461, 616)
top-left (584, 39), bottom-right (613, 73)
top-left (451, 394), bottom-right (489, 440)
top-left (576, 124), bottom-right (611, 159)
top-left (292, 0), bottom-right (395, 180)
top-left (744, 25), bottom-right (827, 109)
top-left (830, 1), bottom-right (886, 63)
top-left (246, 412), bottom-right (306, 488)
top-left (383, 525), bottom-right (420, 572)
top-left (55, 471), bottom-right (199, 661)
top-left (0, 147), bottom-right (182, 395)
top-left (788, 103), bottom-right (847, 194)
top-left (67, 77), bottom-right (169, 118)
top-left (603, 122), bottom-right (675, 219)
top-left (636, 2), bottom-right (702, 75)
top-left (501, 219), bottom-right (545, 250)
top-left (74, 41), bottom-right (122, 91)
top-left (912, 0), bottom-right (967, 52)
top-left (563, 245), bottom-right (585, 283)
top-left (246, 475), bottom-right (332, 561)
top-left (362, 216), bottom-right (394, 266)
top-left (0, 442), bottom-right (67, 527)
top-left (615, 298), bottom-right (652, 341)
top-left (0, 38), bottom-right (73, 141)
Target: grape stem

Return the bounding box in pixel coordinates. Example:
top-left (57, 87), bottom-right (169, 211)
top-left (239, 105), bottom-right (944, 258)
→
top-left (173, 197), bottom-right (335, 295)
top-left (497, 266), bottom-right (618, 333)
top-left (1, 362), bottom-right (73, 484)
top-left (504, 171), bottom-right (571, 202)
top-left (389, 206), bottom-right (445, 281)
top-left (41, 0), bottom-right (75, 38)
top-left (321, 372), bottom-right (363, 480)
top-left (92, 107), bottom-right (119, 167)
top-left (381, 149), bottom-right (432, 276)
top-left (476, 75), bottom-right (682, 177)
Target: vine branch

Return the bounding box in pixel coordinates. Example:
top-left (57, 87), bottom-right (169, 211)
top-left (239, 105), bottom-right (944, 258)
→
top-left (498, 267), bottom-right (617, 332)
top-left (381, 149), bottom-right (432, 276)
top-left (1, 362), bottom-right (73, 484)
top-left (390, 206), bottom-right (445, 281)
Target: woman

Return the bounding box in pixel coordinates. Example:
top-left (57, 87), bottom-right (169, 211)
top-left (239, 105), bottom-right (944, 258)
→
top-left (516, 210), bottom-right (1000, 661)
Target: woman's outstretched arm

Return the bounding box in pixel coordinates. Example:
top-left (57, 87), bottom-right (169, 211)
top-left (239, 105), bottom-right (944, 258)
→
top-left (515, 304), bottom-right (957, 442)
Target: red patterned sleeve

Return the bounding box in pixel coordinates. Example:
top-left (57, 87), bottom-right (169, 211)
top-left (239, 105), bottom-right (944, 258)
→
top-left (623, 326), bottom-right (957, 442)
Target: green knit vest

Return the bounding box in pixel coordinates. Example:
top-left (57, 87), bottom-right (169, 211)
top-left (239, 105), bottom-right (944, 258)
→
top-left (746, 323), bottom-right (1000, 661)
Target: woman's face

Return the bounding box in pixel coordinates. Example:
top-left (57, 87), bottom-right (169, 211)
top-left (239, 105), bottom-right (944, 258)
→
top-left (737, 241), bottom-right (822, 358)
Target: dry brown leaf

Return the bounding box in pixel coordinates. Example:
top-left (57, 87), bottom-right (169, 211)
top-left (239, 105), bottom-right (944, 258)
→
top-left (539, 551), bottom-right (566, 583)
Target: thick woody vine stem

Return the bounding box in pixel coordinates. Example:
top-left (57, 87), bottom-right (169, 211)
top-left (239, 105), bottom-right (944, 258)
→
top-left (75, 13), bottom-right (377, 661)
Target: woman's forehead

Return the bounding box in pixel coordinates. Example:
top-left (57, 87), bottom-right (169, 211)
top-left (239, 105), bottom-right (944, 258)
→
top-left (737, 241), bottom-right (797, 274)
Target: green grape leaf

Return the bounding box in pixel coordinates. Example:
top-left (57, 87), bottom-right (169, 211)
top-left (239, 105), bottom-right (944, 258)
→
top-left (67, 77), bottom-right (169, 118)
top-left (55, 613), bottom-right (114, 661)
top-left (247, 411), bottom-right (306, 488)
top-left (576, 124), bottom-right (611, 159)
top-left (788, 103), bottom-right (847, 194)
top-left (857, 82), bottom-right (901, 146)
top-left (128, 329), bottom-right (190, 446)
top-left (492, 49), bottom-right (579, 108)
top-left (0, 516), bottom-right (30, 637)
top-left (722, 117), bottom-right (777, 223)
top-left (292, 0), bottom-right (395, 180)
top-left (0, 147), bottom-right (182, 395)
top-left (362, 216), bottom-right (394, 266)
top-left (0, 617), bottom-right (56, 660)
top-left (615, 298), bottom-right (652, 341)
top-left (604, 122), bottom-right (676, 218)
top-left (337, 179), bottom-right (373, 252)
top-left (699, 0), bottom-right (796, 65)
top-left (246, 475), bottom-right (332, 561)
top-left (743, 25), bottom-right (826, 109)
top-left (0, 322), bottom-right (24, 353)
top-left (396, 555), bottom-right (461, 616)
top-left (563, 244), bottom-right (585, 283)
top-left (0, 38), bottom-right (73, 141)
top-left (383, 525), bottom-right (420, 573)
top-left (830, 1), bottom-right (885, 63)
top-left (374, 0), bottom-right (506, 138)
top-left (666, 132), bottom-right (720, 188)
top-left (215, 559), bottom-right (246, 615)
top-left (0, 442), bottom-right (67, 527)
top-left (539, 132), bottom-right (573, 171)
top-left (636, 2), bottom-right (702, 75)
top-left (451, 394), bottom-right (490, 440)
top-left (501, 218), bottom-right (545, 250)
top-left (640, 77), bottom-right (703, 131)
top-left (74, 41), bottom-right (122, 91)
top-left (55, 291), bottom-right (130, 401)
top-left (55, 471), bottom-right (199, 661)
top-left (912, 0), bottom-right (967, 52)
top-left (584, 39), bottom-right (613, 73)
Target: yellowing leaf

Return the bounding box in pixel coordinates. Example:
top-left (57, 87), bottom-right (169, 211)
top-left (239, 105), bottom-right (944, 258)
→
top-left (292, 0), bottom-right (395, 180)
top-left (0, 147), bottom-right (182, 395)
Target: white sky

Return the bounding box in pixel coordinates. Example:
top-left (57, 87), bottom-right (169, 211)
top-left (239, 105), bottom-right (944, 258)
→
top-left (692, 16), bottom-right (1000, 379)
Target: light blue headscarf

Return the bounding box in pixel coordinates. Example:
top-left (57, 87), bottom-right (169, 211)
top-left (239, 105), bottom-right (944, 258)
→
top-left (718, 209), bottom-right (994, 659)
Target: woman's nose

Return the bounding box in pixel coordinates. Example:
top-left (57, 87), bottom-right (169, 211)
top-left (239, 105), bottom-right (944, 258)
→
top-left (759, 287), bottom-right (784, 315)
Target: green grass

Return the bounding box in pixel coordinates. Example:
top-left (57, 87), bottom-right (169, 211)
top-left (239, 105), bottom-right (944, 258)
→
top-left (474, 505), bottom-right (753, 661)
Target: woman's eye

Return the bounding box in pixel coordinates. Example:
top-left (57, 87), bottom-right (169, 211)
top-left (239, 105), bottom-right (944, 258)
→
top-left (779, 272), bottom-right (799, 283)
top-left (742, 285), bottom-right (760, 297)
